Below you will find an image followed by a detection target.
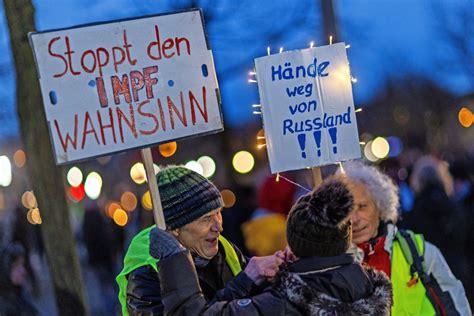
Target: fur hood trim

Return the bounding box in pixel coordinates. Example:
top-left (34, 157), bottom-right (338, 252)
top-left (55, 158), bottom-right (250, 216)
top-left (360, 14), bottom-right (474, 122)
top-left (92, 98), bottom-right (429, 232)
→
top-left (274, 268), bottom-right (392, 315)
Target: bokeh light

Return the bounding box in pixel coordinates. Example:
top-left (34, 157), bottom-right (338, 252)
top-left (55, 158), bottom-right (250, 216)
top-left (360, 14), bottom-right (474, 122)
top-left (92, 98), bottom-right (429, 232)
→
top-left (387, 136), bottom-right (403, 157)
top-left (69, 184), bottom-right (85, 202)
top-left (106, 201), bottom-right (121, 218)
top-left (120, 191), bottom-right (138, 212)
top-left (197, 156), bottom-right (216, 178)
top-left (130, 162), bottom-right (146, 185)
top-left (185, 160), bottom-right (204, 175)
top-left (21, 191), bottom-right (37, 209)
top-left (84, 172), bottom-right (102, 200)
top-left (371, 137), bottom-right (390, 159)
top-left (221, 189), bottom-right (236, 208)
top-left (26, 209), bottom-right (35, 225)
top-left (13, 150), bottom-right (26, 168)
top-left (0, 156), bottom-right (12, 187)
top-left (67, 166), bottom-right (83, 187)
top-left (97, 155), bottom-right (112, 165)
top-left (113, 208), bottom-right (128, 226)
top-left (141, 191), bottom-right (153, 211)
top-left (159, 142), bottom-right (177, 157)
top-left (31, 208), bottom-right (42, 224)
top-left (458, 107), bottom-right (472, 128)
top-left (232, 151), bottom-right (255, 174)
top-left (363, 141), bottom-right (378, 162)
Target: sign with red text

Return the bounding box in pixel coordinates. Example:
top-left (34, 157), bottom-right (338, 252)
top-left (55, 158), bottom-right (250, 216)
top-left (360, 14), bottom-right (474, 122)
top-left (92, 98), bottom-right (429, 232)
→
top-left (30, 9), bottom-right (223, 164)
top-left (254, 43), bottom-right (360, 173)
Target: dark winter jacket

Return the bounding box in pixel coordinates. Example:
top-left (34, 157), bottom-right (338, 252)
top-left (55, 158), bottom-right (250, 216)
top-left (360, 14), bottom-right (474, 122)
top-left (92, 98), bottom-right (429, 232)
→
top-left (159, 251), bottom-right (392, 315)
top-left (126, 239), bottom-right (251, 315)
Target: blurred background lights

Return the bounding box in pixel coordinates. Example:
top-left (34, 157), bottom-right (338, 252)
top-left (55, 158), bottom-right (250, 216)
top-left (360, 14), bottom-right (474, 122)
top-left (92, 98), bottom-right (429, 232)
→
top-left (21, 191), bottom-right (37, 209)
top-left (458, 107), bottom-right (472, 128)
top-left (69, 184), bottom-right (85, 202)
top-left (0, 156), bottom-right (12, 187)
top-left (141, 191), bottom-right (153, 211)
top-left (113, 208), bottom-right (128, 226)
top-left (371, 137), bottom-right (390, 159)
top-left (185, 160), bottom-right (204, 176)
top-left (363, 141), bottom-right (379, 162)
top-left (84, 172), bottom-right (102, 200)
top-left (130, 162), bottom-right (146, 184)
top-left (26, 208), bottom-right (42, 225)
top-left (120, 191), bottom-right (137, 212)
top-left (197, 156), bottom-right (216, 178)
top-left (387, 136), bottom-right (403, 157)
top-left (159, 141), bottom-right (177, 157)
top-left (13, 150), bottom-right (26, 168)
top-left (67, 166), bottom-right (83, 187)
top-left (232, 151), bottom-right (255, 174)
top-left (106, 201), bottom-right (121, 218)
top-left (220, 189), bottom-right (236, 208)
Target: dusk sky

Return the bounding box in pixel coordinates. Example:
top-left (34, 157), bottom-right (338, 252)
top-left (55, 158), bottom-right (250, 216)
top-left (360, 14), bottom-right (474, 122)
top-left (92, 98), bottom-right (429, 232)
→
top-left (0, 0), bottom-right (472, 141)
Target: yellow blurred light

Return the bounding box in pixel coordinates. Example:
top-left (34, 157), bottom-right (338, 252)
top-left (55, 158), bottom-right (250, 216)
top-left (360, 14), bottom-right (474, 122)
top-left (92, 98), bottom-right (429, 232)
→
top-left (31, 208), bottom-right (42, 224)
top-left (120, 191), bottom-right (138, 212)
top-left (21, 191), bottom-right (37, 209)
top-left (221, 189), bottom-right (236, 208)
top-left (67, 166), bottom-right (83, 187)
top-left (84, 172), bottom-right (102, 200)
top-left (185, 160), bottom-right (204, 176)
top-left (0, 156), bottom-right (12, 187)
top-left (130, 162), bottom-right (146, 185)
top-left (364, 141), bottom-right (379, 162)
top-left (106, 201), bottom-right (121, 218)
top-left (458, 107), bottom-right (472, 128)
top-left (0, 191), bottom-right (4, 211)
top-left (141, 191), bottom-right (153, 211)
top-left (371, 137), bottom-right (390, 159)
top-left (159, 142), bottom-right (177, 157)
top-left (13, 150), bottom-right (26, 168)
top-left (113, 208), bottom-right (128, 226)
top-left (26, 209), bottom-right (35, 225)
top-left (197, 156), bottom-right (216, 178)
top-left (232, 151), bottom-right (255, 174)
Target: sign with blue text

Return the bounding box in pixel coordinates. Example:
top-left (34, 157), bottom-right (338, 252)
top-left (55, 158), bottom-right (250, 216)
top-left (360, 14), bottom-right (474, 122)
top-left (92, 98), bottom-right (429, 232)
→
top-left (254, 43), bottom-right (360, 173)
top-left (30, 9), bottom-right (223, 164)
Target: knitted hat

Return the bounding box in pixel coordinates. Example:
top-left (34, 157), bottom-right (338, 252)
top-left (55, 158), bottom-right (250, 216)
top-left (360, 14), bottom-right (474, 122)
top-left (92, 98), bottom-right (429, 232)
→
top-left (156, 166), bottom-right (224, 229)
top-left (286, 177), bottom-right (353, 257)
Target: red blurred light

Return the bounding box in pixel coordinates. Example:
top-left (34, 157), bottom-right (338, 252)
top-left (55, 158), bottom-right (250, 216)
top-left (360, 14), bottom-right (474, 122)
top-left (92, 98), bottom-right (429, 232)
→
top-left (69, 183), bottom-right (85, 202)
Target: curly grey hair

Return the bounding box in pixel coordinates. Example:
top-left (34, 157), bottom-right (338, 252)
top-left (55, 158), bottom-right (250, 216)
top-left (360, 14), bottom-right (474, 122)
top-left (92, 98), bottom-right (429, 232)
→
top-left (339, 161), bottom-right (400, 224)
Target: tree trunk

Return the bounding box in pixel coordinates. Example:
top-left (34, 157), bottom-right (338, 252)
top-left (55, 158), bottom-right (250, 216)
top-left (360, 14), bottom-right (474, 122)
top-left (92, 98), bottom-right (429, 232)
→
top-left (3, 1), bottom-right (87, 314)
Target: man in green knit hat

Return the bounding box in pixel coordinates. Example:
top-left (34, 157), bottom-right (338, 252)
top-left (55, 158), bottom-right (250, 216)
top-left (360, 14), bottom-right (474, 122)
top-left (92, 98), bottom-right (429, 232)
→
top-left (116, 165), bottom-right (283, 315)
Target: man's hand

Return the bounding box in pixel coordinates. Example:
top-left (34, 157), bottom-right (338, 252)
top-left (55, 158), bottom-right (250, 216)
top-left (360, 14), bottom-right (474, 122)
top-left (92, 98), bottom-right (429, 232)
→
top-left (244, 255), bottom-right (284, 285)
top-left (149, 228), bottom-right (186, 260)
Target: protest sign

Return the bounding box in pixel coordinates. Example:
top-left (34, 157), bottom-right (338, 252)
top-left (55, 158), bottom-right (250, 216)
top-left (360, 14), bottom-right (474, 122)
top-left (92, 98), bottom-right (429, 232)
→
top-left (254, 42), bottom-right (360, 174)
top-left (30, 9), bottom-right (223, 165)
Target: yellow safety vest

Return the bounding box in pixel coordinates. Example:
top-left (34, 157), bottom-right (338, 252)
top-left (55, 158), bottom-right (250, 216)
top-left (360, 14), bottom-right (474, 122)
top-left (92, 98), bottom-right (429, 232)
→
top-left (391, 231), bottom-right (436, 315)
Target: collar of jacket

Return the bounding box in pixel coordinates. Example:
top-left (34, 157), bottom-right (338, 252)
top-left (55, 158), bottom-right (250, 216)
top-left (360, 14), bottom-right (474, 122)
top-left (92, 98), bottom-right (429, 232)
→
top-left (289, 253), bottom-right (355, 274)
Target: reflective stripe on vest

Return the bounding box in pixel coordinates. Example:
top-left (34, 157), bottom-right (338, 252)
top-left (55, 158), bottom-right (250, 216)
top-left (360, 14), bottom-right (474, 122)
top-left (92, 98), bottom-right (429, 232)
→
top-left (391, 233), bottom-right (436, 315)
top-left (116, 226), bottom-right (242, 316)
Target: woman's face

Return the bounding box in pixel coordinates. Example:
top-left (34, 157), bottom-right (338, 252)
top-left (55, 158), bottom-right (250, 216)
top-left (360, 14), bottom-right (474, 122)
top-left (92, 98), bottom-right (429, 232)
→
top-left (350, 181), bottom-right (381, 245)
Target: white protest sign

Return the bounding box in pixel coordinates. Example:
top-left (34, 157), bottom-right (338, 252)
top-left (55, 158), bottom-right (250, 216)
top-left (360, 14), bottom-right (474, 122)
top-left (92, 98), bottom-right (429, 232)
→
top-left (254, 43), bottom-right (360, 174)
top-left (30, 9), bottom-right (223, 164)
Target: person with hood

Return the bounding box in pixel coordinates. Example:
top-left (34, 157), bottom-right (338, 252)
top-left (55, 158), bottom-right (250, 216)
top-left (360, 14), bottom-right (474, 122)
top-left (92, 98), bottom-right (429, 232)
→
top-left (342, 161), bottom-right (471, 315)
top-left (149, 177), bottom-right (392, 315)
top-left (117, 166), bottom-right (283, 315)
top-left (0, 243), bottom-right (38, 316)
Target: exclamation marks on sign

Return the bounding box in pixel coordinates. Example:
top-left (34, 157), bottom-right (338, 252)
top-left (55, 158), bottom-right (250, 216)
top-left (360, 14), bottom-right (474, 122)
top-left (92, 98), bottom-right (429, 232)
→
top-left (313, 131), bottom-right (322, 157)
top-left (328, 127), bottom-right (338, 154)
top-left (297, 134), bottom-right (307, 159)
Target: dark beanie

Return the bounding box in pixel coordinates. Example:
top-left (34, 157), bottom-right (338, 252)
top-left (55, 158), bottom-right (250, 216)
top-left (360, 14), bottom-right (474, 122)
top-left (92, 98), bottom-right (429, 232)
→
top-left (286, 178), bottom-right (353, 257)
top-left (157, 166), bottom-right (224, 229)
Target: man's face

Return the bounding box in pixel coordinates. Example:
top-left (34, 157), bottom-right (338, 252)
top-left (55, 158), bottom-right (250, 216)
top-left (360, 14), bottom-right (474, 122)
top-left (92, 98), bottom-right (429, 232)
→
top-left (173, 208), bottom-right (223, 259)
top-left (350, 181), bottom-right (381, 245)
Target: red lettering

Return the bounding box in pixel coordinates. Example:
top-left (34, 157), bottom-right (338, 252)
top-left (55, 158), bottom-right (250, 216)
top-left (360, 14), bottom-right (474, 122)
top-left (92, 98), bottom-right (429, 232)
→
top-left (54, 116), bottom-right (78, 152)
top-left (147, 25), bottom-right (162, 61)
top-left (167, 93), bottom-right (187, 129)
top-left (143, 66), bottom-right (158, 99)
top-left (130, 70), bottom-right (145, 102)
top-left (162, 38), bottom-right (175, 58)
top-left (112, 46), bottom-right (125, 73)
top-left (81, 50), bottom-right (96, 73)
top-left (64, 36), bottom-right (81, 75)
top-left (95, 77), bottom-right (108, 107)
top-left (81, 112), bottom-right (100, 149)
top-left (137, 100), bottom-right (159, 135)
top-left (189, 86), bottom-right (208, 124)
top-left (96, 47), bottom-right (110, 77)
top-left (48, 37), bottom-right (68, 78)
top-left (122, 30), bottom-right (137, 66)
top-left (97, 108), bottom-right (116, 145)
top-left (111, 75), bottom-right (131, 105)
top-left (176, 37), bottom-right (191, 56)
top-left (157, 99), bottom-right (167, 131)
top-left (116, 104), bottom-right (137, 142)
